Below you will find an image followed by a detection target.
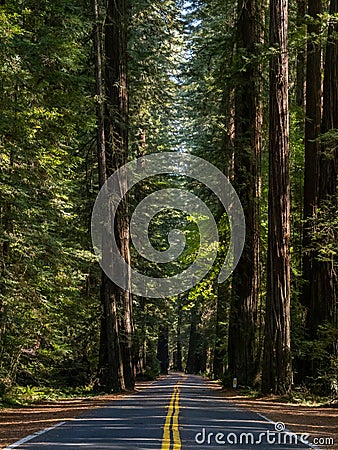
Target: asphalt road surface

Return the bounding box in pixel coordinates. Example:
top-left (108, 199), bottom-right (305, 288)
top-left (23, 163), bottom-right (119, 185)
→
top-left (5, 373), bottom-right (315, 449)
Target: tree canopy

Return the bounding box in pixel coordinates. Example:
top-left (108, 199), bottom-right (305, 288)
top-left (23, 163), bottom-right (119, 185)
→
top-left (0, 0), bottom-right (337, 401)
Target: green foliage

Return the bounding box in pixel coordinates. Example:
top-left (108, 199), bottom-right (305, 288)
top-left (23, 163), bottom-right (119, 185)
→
top-left (0, 0), bottom-right (100, 395)
top-left (294, 322), bottom-right (338, 396)
top-left (309, 197), bottom-right (338, 264)
top-left (0, 0), bottom-right (337, 401)
top-left (128, 0), bottom-right (183, 155)
top-left (142, 356), bottom-right (161, 381)
top-left (0, 384), bottom-right (96, 407)
top-left (179, 0), bottom-right (237, 169)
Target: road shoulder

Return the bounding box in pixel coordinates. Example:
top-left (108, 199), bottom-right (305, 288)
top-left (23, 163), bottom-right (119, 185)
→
top-left (213, 383), bottom-right (337, 448)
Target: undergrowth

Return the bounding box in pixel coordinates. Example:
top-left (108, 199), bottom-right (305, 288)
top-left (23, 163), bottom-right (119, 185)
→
top-left (0, 385), bottom-right (96, 408)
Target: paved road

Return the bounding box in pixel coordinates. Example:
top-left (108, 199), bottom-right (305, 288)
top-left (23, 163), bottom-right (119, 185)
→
top-left (5, 373), bottom-right (314, 449)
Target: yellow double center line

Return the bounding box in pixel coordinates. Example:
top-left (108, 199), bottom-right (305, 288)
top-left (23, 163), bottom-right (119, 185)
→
top-left (161, 377), bottom-right (185, 450)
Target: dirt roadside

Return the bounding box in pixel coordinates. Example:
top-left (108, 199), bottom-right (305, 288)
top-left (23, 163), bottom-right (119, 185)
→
top-left (0, 379), bottom-right (337, 449)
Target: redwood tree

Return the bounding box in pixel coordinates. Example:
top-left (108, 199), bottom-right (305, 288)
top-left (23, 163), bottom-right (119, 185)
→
top-left (227, 0), bottom-right (262, 387)
top-left (106, 0), bottom-right (135, 390)
top-left (301, 0), bottom-right (322, 339)
top-left (95, 0), bottom-right (135, 391)
top-left (309, 0), bottom-right (338, 339)
top-left (295, 0), bottom-right (306, 109)
top-left (262, 0), bottom-right (292, 395)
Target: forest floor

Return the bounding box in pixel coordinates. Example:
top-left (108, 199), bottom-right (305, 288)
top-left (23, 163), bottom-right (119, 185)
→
top-left (0, 377), bottom-right (337, 449)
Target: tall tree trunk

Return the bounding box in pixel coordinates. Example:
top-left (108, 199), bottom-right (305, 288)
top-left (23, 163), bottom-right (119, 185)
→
top-left (104, 0), bottom-right (135, 390)
top-left (0, 149), bottom-right (13, 360)
top-left (213, 283), bottom-right (228, 380)
top-left (176, 299), bottom-right (183, 372)
top-left (97, 274), bottom-right (124, 391)
top-left (186, 303), bottom-right (207, 374)
top-left (262, 0), bottom-right (292, 395)
top-left (93, 0), bottom-right (106, 188)
top-left (302, 0), bottom-right (322, 336)
top-left (95, 0), bottom-right (135, 391)
top-left (295, 0), bottom-right (323, 383)
top-left (186, 306), bottom-right (198, 374)
top-left (136, 296), bottom-right (147, 375)
top-left (309, 0), bottom-right (338, 339)
top-left (92, 0), bottom-right (124, 392)
top-left (227, 0), bottom-right (262, 387)
top-left (296, 0), bottom-right (307, 109)
top-left (186, 304), bottom-right (206, 374)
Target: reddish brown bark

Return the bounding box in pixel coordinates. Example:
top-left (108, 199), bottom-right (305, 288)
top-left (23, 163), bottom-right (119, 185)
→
top-left (104, 0), bottom-right (135, 391)
top-left (227, 0), bottom-right (262, 387)
top-left (262, 0), bottom-right (292, 395)
top-left (308, 0), bottom-right (338, 339)
top-left (302, 0), bottom-right (322, 324)
top-left (95, 0), bottom-right (135, 392)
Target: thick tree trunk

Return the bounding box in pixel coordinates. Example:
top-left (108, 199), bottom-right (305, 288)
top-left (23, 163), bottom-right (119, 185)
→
top-left (302, 0), bottom-right (322, 334)
top-left (93, 0), bottom-right (124, 392)
top-left (309, 0), bottom-right (338, 339)
top-left (227, 0), bottom-right (262, 387)
top-left (97, 273), bottom-right (125, 391)
top-left (96, 0), bottom-right (135, 391)
top-left (294, 0), bottom-right (323, 383)
top-left (262, 0), bottom-right (292, 395)
top-left (105, 0), bottom-right (135, 390)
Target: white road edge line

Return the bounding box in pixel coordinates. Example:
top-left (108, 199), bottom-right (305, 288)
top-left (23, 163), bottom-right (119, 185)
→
top-left (2, 421), bottom-right (66, 449)
top-left (256, 412), bottom-right (321, 450)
